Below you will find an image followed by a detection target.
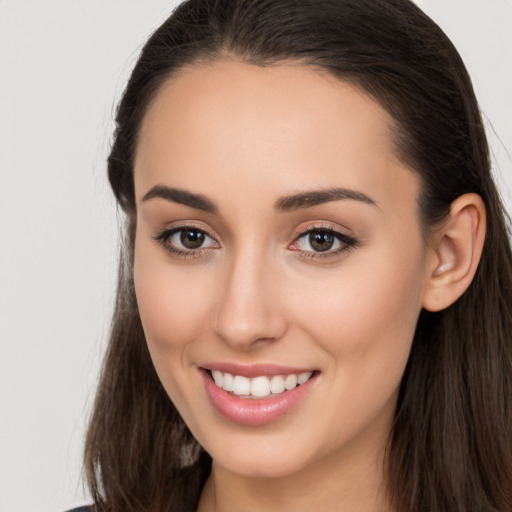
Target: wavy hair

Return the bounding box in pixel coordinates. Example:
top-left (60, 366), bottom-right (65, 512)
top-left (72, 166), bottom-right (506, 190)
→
top-left (84, 1), bottom-right (512, 510)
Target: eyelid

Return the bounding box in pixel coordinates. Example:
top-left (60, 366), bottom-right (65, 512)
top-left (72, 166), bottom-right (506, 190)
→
top-left (290, 221), bottom-right (356, 242)
top-left (152, 222), bottom-right (221, 258)
top-left (153, 221), bottom-right (219, 240)
top-left (288, 222), bottom-right (359, 258)
top-left (152, 220), bottom-right (358, 260)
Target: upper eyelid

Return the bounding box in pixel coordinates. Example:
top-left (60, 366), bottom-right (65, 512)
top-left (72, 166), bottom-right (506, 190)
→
top-left (153, 226), bottom-right (219, 258)
top-left (155, 223), bottom-right (218, 239)
top-left (293, 222), bottom-right (356, 240)
top-left (290, 223), bottom-right (359, 253)
top-left (294, 229), bottom-right (357, 246)
top-left (152, 226), bottom-right (220, 254)
top-left (153, 221), bottom-right (357, 246)
top-left (297, 226), bottom-right (342, 236)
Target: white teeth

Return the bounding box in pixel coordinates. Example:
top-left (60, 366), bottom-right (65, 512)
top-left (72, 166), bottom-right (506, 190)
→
top-left (251, 376), bottom-right (271, 397)
top-left (223, 372), bottom-right (234, 392)
top-left (284, 374), bottom-right (298, 390)
top-left (210, 370), bottom-right (314, 397)
top-left (233, 375), bottom-right (251, 396)
top-left (212, 370), bottom-right (223, 387)
top-left (270, 375), bottom-right (285, 394)
top-left (298, 371), bottom-right (313, 385)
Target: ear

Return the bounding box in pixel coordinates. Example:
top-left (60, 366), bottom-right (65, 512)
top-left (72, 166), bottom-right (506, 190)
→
top-left (422, 193), bottom-right (486, 312)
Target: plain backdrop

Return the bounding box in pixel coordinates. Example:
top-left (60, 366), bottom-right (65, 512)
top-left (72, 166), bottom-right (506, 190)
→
top-left (0, 1), bottom-right (510, 511)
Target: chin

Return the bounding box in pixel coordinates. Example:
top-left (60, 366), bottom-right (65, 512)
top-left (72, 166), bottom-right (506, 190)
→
top-left (211, 449), bottom-right (309, 479)
top-left (195, 425), bottom-right (322, 479)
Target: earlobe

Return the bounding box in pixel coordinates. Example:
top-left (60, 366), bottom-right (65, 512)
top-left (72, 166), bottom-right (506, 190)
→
top-left (422, 193), bottom-right (486, 312)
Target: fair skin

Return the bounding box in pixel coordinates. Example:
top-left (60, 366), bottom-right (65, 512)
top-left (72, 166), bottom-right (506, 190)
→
top-left (132, 60), bottom-right (485, 512)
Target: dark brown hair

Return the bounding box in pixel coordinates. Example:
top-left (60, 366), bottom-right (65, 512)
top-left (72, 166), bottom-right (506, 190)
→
top-left (84, 1), bottom-right (512, 510)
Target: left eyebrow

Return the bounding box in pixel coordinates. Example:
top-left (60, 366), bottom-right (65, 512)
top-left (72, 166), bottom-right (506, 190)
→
top-left (141, 185), bottom-right (218, 213)
top-left (274, 187), bottom-right (377, 212)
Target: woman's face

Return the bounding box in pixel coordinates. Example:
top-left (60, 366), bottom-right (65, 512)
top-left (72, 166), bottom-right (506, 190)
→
top-left (133, 61), bottom-right (432, 478)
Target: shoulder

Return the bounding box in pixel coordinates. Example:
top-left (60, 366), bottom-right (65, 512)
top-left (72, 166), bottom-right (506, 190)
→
top-left (64, 507), bottom-right (93, 512)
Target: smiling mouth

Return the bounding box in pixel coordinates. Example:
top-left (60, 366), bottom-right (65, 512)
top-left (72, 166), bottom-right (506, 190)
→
top-left (206, 369), bottom-right (316, 399)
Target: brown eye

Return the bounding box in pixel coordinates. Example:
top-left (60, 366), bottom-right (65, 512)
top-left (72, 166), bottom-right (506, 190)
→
top-left (180, 228), bottom-right (206, 249)
top-left (309, 230), bottom-right (335, 252)
top-left (154, 226), bottom-right (219, 256)
top-left (290, 227), bottom-right (358, 259)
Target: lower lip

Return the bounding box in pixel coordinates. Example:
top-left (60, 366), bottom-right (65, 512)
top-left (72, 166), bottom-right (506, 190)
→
top-left (200, 369), bottom-right (317, 426)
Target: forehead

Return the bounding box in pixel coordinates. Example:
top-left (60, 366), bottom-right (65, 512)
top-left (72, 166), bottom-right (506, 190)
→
top-left (134, 60), bottom-right (418, 212)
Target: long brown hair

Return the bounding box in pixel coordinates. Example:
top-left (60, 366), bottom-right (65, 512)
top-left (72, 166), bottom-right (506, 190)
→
top-left (84, 1), bottom-right (512, 510)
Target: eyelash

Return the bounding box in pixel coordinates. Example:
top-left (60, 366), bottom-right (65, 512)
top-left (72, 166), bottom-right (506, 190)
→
top-left (153, 224), bottom-right (217, 259)
top-left (153, 224), bottom-right (358, 261)
top-left (290, 225), bottom-right (358, 260)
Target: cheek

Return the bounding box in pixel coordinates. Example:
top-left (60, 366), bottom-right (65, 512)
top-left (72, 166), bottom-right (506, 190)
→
top-left (133, 243), bottom-right (220, 422)
top-left (283, 240), bottom-right (427, 445)
top-left (289, 237), bottom-right (426, 369)
top-left (133, 244), bottom-right (214, 360)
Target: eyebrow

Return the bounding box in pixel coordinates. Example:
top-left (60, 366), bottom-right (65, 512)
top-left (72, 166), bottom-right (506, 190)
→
top-left (274, 187), bottom-right (377, 212)
top-left (142, 185), bottom-right (218, 213)
top-left (141, 184), bottom-right (377, 214)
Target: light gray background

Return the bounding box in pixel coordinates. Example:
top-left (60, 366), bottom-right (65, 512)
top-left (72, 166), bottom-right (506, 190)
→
top-left (0, 2), bottom-right (510, 511)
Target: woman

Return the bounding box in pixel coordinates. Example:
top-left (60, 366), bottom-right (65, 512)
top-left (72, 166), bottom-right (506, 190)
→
top-left (78, 0), bottom-right (512, 511)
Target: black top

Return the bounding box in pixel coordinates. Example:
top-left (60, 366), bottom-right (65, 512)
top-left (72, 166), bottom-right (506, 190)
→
top-left (65, 507), bottom-right (92, 512)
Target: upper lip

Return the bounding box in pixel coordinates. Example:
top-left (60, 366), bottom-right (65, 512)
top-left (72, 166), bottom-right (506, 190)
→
top-left (200, 362), bottom-right (317, 378)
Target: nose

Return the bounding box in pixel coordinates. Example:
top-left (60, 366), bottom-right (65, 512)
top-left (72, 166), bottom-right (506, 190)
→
top-left (213, 248), bottom-right (288, 350)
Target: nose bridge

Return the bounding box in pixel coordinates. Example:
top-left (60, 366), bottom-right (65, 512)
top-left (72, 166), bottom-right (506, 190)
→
top-left (214, 241), bottom-right (286, 349)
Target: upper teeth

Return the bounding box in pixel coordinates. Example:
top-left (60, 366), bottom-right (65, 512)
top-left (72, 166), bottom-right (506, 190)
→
top-left (211, 370), bottom-right (313, 398)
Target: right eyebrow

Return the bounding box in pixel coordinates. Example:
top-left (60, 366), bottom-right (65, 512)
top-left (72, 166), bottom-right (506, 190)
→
top-left (141, 185), bottom-right (218, 213)
top-left (274, 187), bottom-right (377, 212)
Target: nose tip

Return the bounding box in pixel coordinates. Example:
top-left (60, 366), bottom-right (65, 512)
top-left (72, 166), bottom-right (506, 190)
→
top-left (213, 261), bottom-right (288, 350)
top-left (215, 321), bottom-right (279, 350)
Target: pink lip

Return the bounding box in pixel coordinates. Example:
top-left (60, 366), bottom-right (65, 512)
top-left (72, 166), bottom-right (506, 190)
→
top-left (201, 362), bottom-right (315, 378)
top-left (200, 368), bottom-right (318, 426)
